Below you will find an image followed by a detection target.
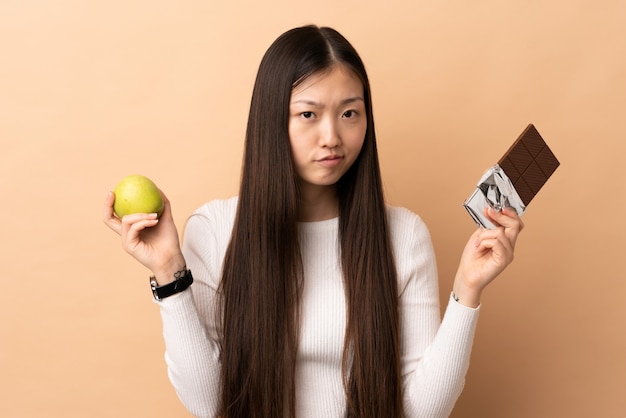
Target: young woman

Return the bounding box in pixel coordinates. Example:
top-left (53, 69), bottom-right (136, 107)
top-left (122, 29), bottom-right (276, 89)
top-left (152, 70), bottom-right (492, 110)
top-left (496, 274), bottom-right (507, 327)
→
top-left (104, 25), bottom-right (523, 418)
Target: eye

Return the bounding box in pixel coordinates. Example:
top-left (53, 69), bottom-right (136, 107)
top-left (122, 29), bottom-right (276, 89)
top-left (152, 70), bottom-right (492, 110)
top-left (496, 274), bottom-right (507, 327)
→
top-left (342, 110), bottom-right (357, 118)
top-left (300, 111), bottom-right (314, 119)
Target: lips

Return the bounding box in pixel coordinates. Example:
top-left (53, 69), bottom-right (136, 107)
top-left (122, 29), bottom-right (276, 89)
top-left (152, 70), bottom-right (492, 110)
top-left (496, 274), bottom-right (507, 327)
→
top-left (316, 154), bottom-right (343, 167)
top-left (317, 154), bottom-right (342, 162)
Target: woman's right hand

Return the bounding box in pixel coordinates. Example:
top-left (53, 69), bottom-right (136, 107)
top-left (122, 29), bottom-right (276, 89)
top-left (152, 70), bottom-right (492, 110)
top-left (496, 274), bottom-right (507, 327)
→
top-left (103, 189), bottom-right (186, 285)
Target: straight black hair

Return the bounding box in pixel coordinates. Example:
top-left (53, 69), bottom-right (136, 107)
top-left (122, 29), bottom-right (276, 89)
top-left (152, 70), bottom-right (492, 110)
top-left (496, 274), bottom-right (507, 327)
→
top-left (218, 25), bottom-right (403, 418)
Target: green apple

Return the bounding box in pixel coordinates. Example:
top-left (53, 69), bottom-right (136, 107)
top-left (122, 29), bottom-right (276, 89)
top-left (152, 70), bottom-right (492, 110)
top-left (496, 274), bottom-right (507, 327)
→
top-left (113, 174), bottom-right (164, 218)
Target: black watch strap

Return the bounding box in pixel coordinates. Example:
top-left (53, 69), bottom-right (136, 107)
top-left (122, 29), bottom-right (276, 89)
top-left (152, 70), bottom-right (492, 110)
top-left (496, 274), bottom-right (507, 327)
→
top-left (150, 269), bottom-right (193, 301)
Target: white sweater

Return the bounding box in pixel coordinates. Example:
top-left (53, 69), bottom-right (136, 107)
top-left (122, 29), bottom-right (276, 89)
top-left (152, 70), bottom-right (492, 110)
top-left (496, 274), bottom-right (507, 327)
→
top-left (158, 197), bottom-right (480, 418)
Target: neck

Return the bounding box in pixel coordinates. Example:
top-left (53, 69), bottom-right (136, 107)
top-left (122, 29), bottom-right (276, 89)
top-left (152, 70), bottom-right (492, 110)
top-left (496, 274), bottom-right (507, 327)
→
top-left (298, 184), bottom-right (339, 222)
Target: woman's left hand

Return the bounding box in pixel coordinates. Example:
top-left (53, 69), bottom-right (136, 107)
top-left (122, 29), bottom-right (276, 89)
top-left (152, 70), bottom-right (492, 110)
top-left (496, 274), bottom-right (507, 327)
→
top-left (452, 206), bottom-right (524, 307)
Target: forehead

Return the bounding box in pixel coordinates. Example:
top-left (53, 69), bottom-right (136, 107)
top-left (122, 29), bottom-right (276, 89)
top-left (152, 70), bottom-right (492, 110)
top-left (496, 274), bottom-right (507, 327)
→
top-left (291, 64), bottom-right (364, 99)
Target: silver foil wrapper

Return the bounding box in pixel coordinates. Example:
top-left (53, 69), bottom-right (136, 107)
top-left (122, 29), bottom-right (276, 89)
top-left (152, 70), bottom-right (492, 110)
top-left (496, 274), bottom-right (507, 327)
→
top-left (463, 164), bottom-right (526, 229)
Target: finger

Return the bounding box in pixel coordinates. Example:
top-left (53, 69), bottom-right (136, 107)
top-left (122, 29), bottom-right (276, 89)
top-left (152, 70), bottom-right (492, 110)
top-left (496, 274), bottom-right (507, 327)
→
top-left (121, 215), bottom-right (159, 252)
top-left (485, 207), bottom-right (524, 243)
top-left (481, 207), bottom-right (507, 229)
top-left (486, 207), bottom-right (522, 229)
top-left (500, 207), bottom-right (525, 230)
top-left (126, 217), bottom-right (159, 240)
top-left (475, 235), bottom-right (514, 266)
top-left (477, 230), bottom-right (513, 254)
top-left (475, 226), bottom-right (514, 256)
top-left (120, 213), bottom-right (159, 238)
top-left (499, 208), bottom-right (524, 246)
top-left (103, 191), bottom-right (122, 234)
top-left (507, 207), bottom-right (525, 232)
top-left (472, 226), bottom-right (501, 244)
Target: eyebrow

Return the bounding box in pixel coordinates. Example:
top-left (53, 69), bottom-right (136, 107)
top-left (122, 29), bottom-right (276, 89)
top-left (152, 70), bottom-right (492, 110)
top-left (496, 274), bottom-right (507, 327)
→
top-left (290, 96), bottom-right (365, 107)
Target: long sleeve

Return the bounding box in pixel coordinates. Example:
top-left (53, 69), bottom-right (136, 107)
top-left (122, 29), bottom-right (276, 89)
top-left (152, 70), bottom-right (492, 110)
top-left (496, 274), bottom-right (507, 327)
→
top-left (156, 198), bottom-right (238, 418)
top-left (388, 207), bottom-right (480, 418)
top-left (155, 200), bottom-right (479, 417)
top-left (403, 295), bottom-right (480, 417)
top-left (158, 291), bottom-right (221, 417)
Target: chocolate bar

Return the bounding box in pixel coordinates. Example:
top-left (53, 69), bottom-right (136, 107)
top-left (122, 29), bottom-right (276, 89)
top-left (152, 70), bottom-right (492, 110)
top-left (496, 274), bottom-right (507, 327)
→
top-left (497, 124), bottom-right (560, 206)
top-left (463, 124), bottom-right (559, 229)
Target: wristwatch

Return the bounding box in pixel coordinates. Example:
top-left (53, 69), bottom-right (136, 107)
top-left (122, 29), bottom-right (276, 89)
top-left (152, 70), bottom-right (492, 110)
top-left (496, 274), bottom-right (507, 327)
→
top-left (149, 269), bottom-right (194, 301)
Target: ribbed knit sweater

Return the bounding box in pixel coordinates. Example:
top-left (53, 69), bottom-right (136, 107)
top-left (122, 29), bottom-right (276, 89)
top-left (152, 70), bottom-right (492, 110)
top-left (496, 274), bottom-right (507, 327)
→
top-left (157, 197), bottom-right (480, 417)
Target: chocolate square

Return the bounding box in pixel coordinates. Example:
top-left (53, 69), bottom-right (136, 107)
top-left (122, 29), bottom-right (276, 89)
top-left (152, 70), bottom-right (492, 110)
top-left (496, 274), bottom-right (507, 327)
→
top-left (497, 124), bottom-right (560, 206)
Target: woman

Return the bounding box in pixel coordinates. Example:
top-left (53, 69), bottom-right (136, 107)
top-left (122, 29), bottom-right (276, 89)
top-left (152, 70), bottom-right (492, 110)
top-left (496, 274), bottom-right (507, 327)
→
top-left (104, 25), bottom-right (523, 418)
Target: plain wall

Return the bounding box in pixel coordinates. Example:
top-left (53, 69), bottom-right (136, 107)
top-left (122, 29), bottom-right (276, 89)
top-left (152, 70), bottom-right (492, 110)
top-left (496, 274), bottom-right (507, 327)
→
top-left (1, 1), bottom-right (624, 417)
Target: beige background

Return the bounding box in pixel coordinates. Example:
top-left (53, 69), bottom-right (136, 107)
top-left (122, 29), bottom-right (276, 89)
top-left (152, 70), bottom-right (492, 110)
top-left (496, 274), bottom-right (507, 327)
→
top-left (1, 0), bottom-right (624, 417)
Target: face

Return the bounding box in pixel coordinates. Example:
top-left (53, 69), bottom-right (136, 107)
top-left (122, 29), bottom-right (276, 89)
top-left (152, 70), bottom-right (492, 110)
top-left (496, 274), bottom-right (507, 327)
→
top-left (288, 65), bottom-right (367, 197)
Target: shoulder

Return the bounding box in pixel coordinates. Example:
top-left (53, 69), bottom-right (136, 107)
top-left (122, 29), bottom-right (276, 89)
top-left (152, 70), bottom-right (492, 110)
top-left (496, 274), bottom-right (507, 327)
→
top-left (190, 196), bottom-right (238, 220)
top-left (385, 204), bottom-right (437, 291)
top-left (182, 197), bottom-right (238, 286)
top-left (184, 196), bottom-right (238, 243)
top-left (385, 204), bottom-right (432, 243)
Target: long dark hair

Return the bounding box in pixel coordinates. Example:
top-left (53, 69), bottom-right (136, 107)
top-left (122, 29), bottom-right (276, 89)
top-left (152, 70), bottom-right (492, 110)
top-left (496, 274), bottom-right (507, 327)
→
top-left (218, 25), bottom-right (403, 418)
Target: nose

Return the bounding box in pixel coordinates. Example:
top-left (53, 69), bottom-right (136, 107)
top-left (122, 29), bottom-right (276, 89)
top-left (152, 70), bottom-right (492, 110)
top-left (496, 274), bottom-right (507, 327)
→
top-left (319, 118), bottom-right (341, 148)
